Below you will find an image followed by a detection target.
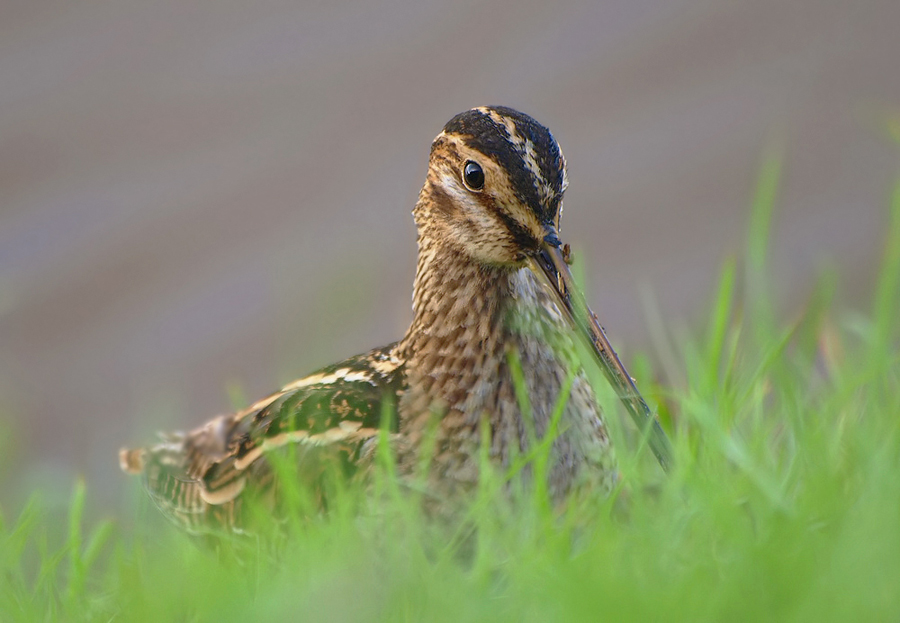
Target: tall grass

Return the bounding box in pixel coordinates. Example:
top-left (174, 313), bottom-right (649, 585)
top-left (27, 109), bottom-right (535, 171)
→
top-left (2, 164), bottom-right (899, 622)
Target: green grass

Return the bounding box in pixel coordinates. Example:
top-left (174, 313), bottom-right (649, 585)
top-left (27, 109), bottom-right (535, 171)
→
top-left (3, 163), bottom-right (900, 622)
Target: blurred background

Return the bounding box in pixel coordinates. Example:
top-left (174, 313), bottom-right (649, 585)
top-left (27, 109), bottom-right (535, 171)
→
top-left (0, 0), bottom-right (898, 513)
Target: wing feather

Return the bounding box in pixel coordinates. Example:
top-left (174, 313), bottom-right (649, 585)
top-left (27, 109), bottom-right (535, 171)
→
top-left (120, 344), bottom-right (404, 533)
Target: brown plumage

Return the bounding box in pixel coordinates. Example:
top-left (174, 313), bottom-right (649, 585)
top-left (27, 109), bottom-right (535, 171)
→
top-left (120, 106), bottom-right (670, 534)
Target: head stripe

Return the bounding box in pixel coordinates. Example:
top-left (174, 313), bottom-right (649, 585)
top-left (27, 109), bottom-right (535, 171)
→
top-left (441, 107), bottom-right (566, 225)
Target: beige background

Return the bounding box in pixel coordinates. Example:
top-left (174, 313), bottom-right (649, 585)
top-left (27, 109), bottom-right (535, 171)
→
top-left (1, 0), bottom-right (898, 511)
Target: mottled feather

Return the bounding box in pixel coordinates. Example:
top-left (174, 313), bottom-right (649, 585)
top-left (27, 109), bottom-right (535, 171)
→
top-left (120, 346), bottom-right (403, 533)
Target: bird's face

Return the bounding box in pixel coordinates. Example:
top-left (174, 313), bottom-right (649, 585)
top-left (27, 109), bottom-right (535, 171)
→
top-left (420, 106), bottom-right (567, 266)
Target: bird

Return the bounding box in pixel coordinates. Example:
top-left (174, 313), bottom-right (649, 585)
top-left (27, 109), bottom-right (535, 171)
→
top-left (120, 106), bottom-right (671, 534)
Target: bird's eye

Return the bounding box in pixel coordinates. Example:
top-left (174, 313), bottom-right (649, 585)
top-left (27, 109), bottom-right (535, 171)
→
top-left (463, 161), bottom-right (485, 191)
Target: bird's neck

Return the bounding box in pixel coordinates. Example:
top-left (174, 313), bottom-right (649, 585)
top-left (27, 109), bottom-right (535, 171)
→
top-left (400, 233), bottom-right (511, 369)
top-left (397, 225), bottom-right (560, 429)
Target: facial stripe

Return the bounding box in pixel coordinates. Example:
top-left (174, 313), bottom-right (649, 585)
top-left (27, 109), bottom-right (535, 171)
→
top-left (444, 107), bottom-right (565, 224)
top-left (428, 135), bottom-right (544, 250)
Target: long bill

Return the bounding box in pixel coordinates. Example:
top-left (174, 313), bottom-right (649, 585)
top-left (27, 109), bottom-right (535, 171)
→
top-left (528, 237), bottom-right (674, 473)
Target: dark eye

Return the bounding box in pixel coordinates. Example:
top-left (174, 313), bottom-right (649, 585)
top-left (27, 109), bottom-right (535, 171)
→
top-left (463, 161), bottom-right (485, 191)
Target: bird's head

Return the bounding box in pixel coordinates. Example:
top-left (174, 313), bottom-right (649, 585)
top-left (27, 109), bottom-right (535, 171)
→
top-left (417, 106), bottom-right (567, 266)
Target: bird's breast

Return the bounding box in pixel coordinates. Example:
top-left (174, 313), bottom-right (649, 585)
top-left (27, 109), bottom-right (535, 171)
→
top-left (396, 265), bottom-right (615, 501)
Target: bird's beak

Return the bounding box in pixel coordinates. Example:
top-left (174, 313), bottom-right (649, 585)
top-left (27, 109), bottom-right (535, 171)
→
top-left (529, 229), bottom-right (673, 472)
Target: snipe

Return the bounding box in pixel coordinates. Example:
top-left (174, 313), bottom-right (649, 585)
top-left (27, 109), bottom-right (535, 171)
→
top-left (121, 106), bottom-right (671, 533)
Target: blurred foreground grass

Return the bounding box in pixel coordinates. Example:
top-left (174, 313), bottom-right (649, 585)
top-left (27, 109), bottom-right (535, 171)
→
top-left (1, 164), bottom-right (899, 622)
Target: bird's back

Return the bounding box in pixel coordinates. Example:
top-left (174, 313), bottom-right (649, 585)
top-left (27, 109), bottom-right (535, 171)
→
top-left (120, 345), bottom-right (404, 534)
